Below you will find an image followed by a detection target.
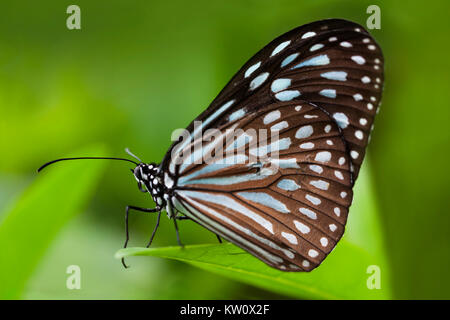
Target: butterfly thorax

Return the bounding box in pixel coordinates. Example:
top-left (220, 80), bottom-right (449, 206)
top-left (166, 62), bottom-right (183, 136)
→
top-left (133, 163), bottom-right (166, 209)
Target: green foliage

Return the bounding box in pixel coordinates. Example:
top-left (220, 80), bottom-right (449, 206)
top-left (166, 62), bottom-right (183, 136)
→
top-left (117, 163), bottom-right (391, 299)
top-left (0, 0), bottom-right (449, 299)
top-left (116, 241), bottom-right (385, 299)
top-left (0, 146), bottom-right (106, 299)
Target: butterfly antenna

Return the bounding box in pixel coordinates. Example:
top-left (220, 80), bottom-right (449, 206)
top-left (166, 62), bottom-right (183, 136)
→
top-left (125, 148), bottom-right (143, 163)
top-left (37, 157), bottom-right (139, 173)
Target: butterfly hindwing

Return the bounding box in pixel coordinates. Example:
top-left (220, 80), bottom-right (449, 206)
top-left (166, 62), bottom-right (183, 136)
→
top-left (171, 101), bottom-right (353, 271)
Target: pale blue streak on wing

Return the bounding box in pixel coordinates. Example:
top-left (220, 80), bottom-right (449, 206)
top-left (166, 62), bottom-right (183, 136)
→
top-left (237, 191), bottom-right (290, 213)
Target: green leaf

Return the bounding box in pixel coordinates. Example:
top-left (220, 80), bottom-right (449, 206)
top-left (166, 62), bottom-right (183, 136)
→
top-left (0, 146), bottom-right (107, 299)
top-left (116, 161), bottom-right (392, 299)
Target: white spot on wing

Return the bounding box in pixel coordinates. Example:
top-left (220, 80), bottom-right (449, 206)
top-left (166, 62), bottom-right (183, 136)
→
top-left (228, 108), bottom-right (246, 122)
top-left (315, 151), bottom-right (331, 163)
top-left (295, 125), bottom-right (313, 139)
top-left (310, 180), bottom-right (329, 190)
top-left (319, 89), bottom-right (337, 98)
top-left (351, 55), bottom-right (366, 65)
top-left (306, 194), bottom-right (321, 205)
top-left (275, 90), bottom-right (301, 101)
top-left (361, 76), bottom-right (371, 84)
top-left (310, 43), bottom-right (324, 51)
top-left (281, 53), bottom-right (299, 67)
top-left (300, 208), bottom-right (317, 220)
top-left (308, 249), bottom-right (319, 258)
top-left (321, 71), bottom-right (347, 81)
top-left (353, 93), bottom-right (363, 101)
top-left (271, 40), bottom-right (291, 56)
top-left (271, 158), bottom-right (300, 169)
top-left (277, 179), bottom-right (300, 191)
top-left (335, 170), bottom-right (344, 180)
top-left (263, 110), bottom-right (281, 124)
top-left (302, 31), bottom-right (316, 39)
top-left (250, 72), bottom-right (269, 90)
top-left (294, 220), bottom-right (310, 234)
top-left (355, 130), bottom-right (364, 140)
top-left (271, 78), bottom-right (291, 93)
top-left (291, 55), bottom-right (329, 69)
top-left (333, 112), bottom-right (349, 129)
top-left (271, 121), bottom-right (288, 131)
top-left (300, 142), bottom-right (314, 149)
top-left (309, 165), bottom-right (323, 174)
top-left (334, 207), bottom-right (340, 217)
top-left (245, 61), bottom-right (261, 78)
top-left (281, 232), bottom-right (298, 245)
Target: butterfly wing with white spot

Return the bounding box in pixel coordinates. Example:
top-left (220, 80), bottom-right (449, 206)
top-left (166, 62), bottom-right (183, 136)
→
top-left (171, 101), bottom-right (353, 271)
top-left (162, 19), bottom-right (383, 182)
top-left (159, 19), bottom-right (383, 271)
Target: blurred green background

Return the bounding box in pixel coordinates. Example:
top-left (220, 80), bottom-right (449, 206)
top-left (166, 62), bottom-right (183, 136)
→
top-left (0, 0), bottom-right (449, 299)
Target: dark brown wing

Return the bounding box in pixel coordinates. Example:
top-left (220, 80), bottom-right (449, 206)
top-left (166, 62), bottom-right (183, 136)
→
top-left (161, 18), bottom-right (384, 181)
top-left (159, 19), bottom-right (384, 271)
top-left (171, 101), bottom-right (352, 271)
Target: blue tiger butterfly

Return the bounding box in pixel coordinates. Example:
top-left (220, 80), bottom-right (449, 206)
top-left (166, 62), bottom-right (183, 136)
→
top-left (39, 19), bottom-right (384, 271)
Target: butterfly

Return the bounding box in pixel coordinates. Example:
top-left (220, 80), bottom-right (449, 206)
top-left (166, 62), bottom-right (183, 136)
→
top-left (39, 19), bottom-right (383, 272)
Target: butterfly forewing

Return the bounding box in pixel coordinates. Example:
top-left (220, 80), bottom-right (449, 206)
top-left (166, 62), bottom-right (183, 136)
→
top-left (160, 19), bottom-right (383, 271)
top-left (163, 19), bottom-right (383, 182)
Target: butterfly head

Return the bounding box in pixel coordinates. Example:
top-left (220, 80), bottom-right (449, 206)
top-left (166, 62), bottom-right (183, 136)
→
top-left (132, 162), bottom-right (165, 208)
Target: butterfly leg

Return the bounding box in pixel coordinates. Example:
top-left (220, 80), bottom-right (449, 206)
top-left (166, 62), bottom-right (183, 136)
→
top-left (122, 205), bottom-right (160, 268)
top-left (173, 217), bottom-right (184, 247)
top-left (145, 211), bottom-right (161, 248)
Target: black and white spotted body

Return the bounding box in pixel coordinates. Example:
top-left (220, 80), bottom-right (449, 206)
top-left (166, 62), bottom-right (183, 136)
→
top-left (133, 162), bottom-right (168, 213)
